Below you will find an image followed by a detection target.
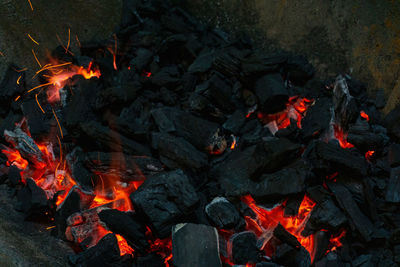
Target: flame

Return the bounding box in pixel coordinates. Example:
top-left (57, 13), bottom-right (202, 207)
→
top-left (365, 150), bottom-right (375, 161)
top-left (360, 111), bottom-right (369, 121)
top-left (116, 234), bottom-right (135, 256)
top-left (258, 97), bottom-right (313, 134)
top-left (241, 195), bottom-right (316, 257)
top-left (2, 148), bottom-right (29, 170)
top-left (327, 229), bottom-right (346, 253)
top-left (333, 125), bottom-right (354, 149)
top-left (230, 135), bottom-right (237, 150)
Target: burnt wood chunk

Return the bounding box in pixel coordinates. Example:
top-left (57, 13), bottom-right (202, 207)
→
top-left (327, 182), bottom-right (374, 242)
top-left (333, 75), bottom-right (359, 130)
top-left (231, 231), bottom-right (261, 265)
top-left (385, 167), bottom-right (400, 203)
top-left (284, 55), bottom-right (315, 85)
top-left (8, 165), bottom-right (22, 186)
top-left (223, 109), bottom-right (247, 134)
top-left (250, 161), bottom-right (308, 202)
top-left (254, 73), bottom-right (289, 114)
top-left (241, 52), bottom-right (286, 78)
top-left (152, 132), bottom-right (208, 170)
top-left (347, 120), bottom-right (385, 152)
top-left (302, 198), bottom-right (347, 236)
top-left (304, 140), bottom-right (367, 178)
top-left (68, 234), bottom-right (128, 266)
top-left (130, 169), bottom-right (199, 238)
top-left (273, 223), bottom-right (301, 249)
top-left (205, 197), bottom-right (244, 230)
top-left (54, 188), bottom-right (81, 240)
top-left (301, 97), bottom-right (333, 140)
top-left (274, 244), bottom-right (311, 267)
top-left (172, 223), bottom-right (222, 267)
top-left (388, 144), bottom-right (400, 168)
top-left (98, 209), bottom-right (148, 252)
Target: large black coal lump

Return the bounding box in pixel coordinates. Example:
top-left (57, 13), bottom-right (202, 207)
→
top-left (231, 231), bottom-right (261, 265)
top-left (304, 140), bottom-right (367, 178)
top-left (99, 209), bottom-right (148, 252)
top-left (152, 132), bottom-right (208, 170)
top-left (301, 97), bottom-right (332, 141)
top-left (8, 164), bottom-right (23, 186)
top-left (205, 197), bottom-right (244, 230)
top-left (53, 188), bottom-right (81, 240)
top-left (172, 223), bottom-right (222, 267)
top-left (130, 169), bottom-right (199, 238)
top-left (385, 167), bottom-right (400, 203)
top-left (274, 244), bottom-right (311, 267)
top-left (68, 233), bottom-right (130, 266)
top-left (284, 55), bottom-right (315, 86)
top-left (254, 73), bottom-right (289, 114)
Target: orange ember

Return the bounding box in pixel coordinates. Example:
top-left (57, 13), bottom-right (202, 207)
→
top-left (230, 136), bottom-right (237, 150)
top-left (365, 150), bottom-right (375, 161)
top-left (360, 111), bottom-right (369, 121)
top-left (116, 234), bottom-right (135, 256)
top-left (2, 148), bottom-right (29, 170)
top-left (333, 125), bottom-right (354, 149)
top-left (327, 229), bottom-right (346, 253)
top-left (241, 195), bottom-right (316, 257)
top-left (258, 96), bottom-right (313, 134)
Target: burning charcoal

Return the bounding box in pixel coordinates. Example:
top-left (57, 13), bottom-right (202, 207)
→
top-left (0, 65), bottom-right (25, 116)
top-left (272, 223), bottom-right (301, 249)
top-left (333, 75), bottom-right (359, 130)
top-left (327, 182), bottom-right (374, 242)
top-left (67, 148), bottom-right (99, 191)
top-left (312, 230), bottom-right (330, 263)
top-left (172, 223), bottom-right (222, 267)
top-left (54, 188), bottom-right (81, 239)
top-left (68, 233), bottom-right (129, 266)
top-left (205, 197), bottom-right (245, 230)
top-left (284, 55), bottom-right (315, 86)
top-left (250, 161), bottom-right (308, 202)
top-left (99, 209), bottom-right (148, 252)
top-left (385, 167), bottom-right (400, 203)
top-left (16, 178), bottom-right (52, 220)
top-left (195, 73), bottom-right (234, 113)
top-left (79, 120), bottom-right (151, 156)
top-left (130, 169), bottom-right (199, 238)
top-left (388, 144), bottom-right (400, 168)
top-left (152, 107), bottom-right (226, 154)
top-left (231, 231), bottom-right (261, 265)
top-left (304, 140), bottom-right (367, 178)
top-left (84, 151), bottom-right (162, 182)
top-left (384, 104), bottom-right (400, 142)
top-left (301, 97), bottom-right (332, 140)
top-left (152, 132), bottom-right (208, 170)
top-left (8, 165), bottom-right (22, 186)
top-left (223, 109), bottom-right (247, 134)
top-left (254, 73), bottom-right (289, 114)
top-left (274, 244), bottom-right (311, 267)
top-left (347, 120), bottom-right (385, 152)
top-left (302, 198), bottom-right (347, 236)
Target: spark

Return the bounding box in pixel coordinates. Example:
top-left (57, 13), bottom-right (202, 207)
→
top-left (16, 75), bottom-right (22, 85)
top-left (35, 93), bottom-right (45, 113)
top-left (27, 34), bottom-right (39, 45)
top-left (14, 96), bottom-right (21, 102)
top-left (113, 34), bottom-right (118, 70)
top-left (13, 67), bottom-right (28, 73)
top-left (27, 0), bottom-right (33, 11)
top-left (52, 108), bottom-right (63, 139)
top-left (46, 226), bottom-right (55, 230)
top-left (56, 33), bottom-right (74, 56)
top-left (27, 82), bottom-right (52, 93)
top-left (65, 28), bottom-right (71, 54)
top-left (31, 49), bottom-right (42, 68)
top-left (75, 34), bottom-right (81, 48)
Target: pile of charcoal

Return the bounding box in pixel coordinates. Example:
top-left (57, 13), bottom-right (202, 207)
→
top-left (0, 0), bottom-right (399, 266)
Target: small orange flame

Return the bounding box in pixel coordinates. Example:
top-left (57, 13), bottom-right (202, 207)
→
top-left (365, 150), bottom-right (375, 161)
top-left (1, 148), bottom-right (29, 170)
top-left (360, 111), bottom-right (369, 121)
top-left (333, 125), bottom-right (354, 149)
top-left (115, 234), bottom-right (134, 256)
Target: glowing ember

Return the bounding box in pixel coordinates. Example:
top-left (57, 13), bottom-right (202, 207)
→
top-left (327, 229), bottom-right (346, 253)
top-left (360, 110), bottom-right (369, 121)
top-left (116, 234), bottom-right (135, 256)
top-left (1, 148), bottom-right (28, 170)
top-left (365, 150), bottom-right (375, 161)
top-left (333, 125), bottom-right (354, 149)
top-left (258, 96), bottom-right (313, 134)
top-left (241, 195), bottom-right (316, 258)
top-left (230, 135), bottom-right (237, 150)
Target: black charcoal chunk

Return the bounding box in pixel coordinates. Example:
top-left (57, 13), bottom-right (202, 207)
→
top-left (284, 55), bottom-right (315, 85)
top-left (0, 65), bottom-right (25, 116)
top-left (150, 65), bottom-right (180, 88)
top-left (241, 52), bottom-right (286, 78)
top-left (54, 189), bottom-right (81, 240)
top-left (68, 233), bottom-right (128, 266)
top-left (17, 178), bottom-right (52, 220)
top-left (385, 167), bottom-right (400, 203)
top-left (133, 253), bottom-right (165, 267)
top-left (99, 209), bottom-right (148, 252)
top-left (130, 170), bottom-right (199, 238)
top-left (374, 89), bottom-right (386, 109)
top-left (205, 197), bottom-right (244, 230)
top-left (327, 182), bottom-right (374, 242)
top-left (188, 50), bottom-right (215, 73)
top-left (254, 73), bottom-right (289, 114)
top-left (304, 140), bottom-right (367, 178)
top-left (273, 223), bottom-right (301, 249)
top-left (8, 165), bottom-right (22, 186)
top-left (347, 120), bottom-right (384, 152)
top-left (274, 244), bottom-right (311, 267)
top-left (250, 161), bottom-right (308, 202)
top-left (172, 223), bottom-right (222, 267)
top-left (302, 199), bottom-right (347, 236)
top-left (21, 98), bottom-right (53, 140)
top-left (152, 132), bottom-right (208, 170)
top-left (301, 97), bottom-right (332, 140)
top-left (333, 75), bottom-right (359, 129)
top-left (231, 231), bottom-right (260, 265)
top-left (222, 109), bottom-right (247, 134)
top-left (130, 48), bottom-right (153, 72)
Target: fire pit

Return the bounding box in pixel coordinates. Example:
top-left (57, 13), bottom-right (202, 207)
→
top-left (0, 0), bottom-right (398, 266)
